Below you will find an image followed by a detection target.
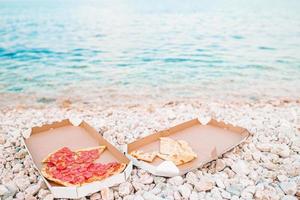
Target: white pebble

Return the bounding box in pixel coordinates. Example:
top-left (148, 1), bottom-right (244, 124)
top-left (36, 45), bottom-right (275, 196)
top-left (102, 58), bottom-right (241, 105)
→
top-left (15, 177), bottom-right (30, 191)
top-left (231, 160), bottom-right (250, 175)
top-left (195, 179), bottom-right (214, 192)
top-left (215, 179), bottom-right (225, 189)
top-left (16, 192), bottom-right (25, 200)
top-left (271, 144), bottom-right (290, 157)
top-left (241, 191), bottom-right (253, 199)
top-left (215, 159), bottom-right (226, 172)
top-left (280, 181), bottom-right (297, 195)
top-left (0, 185), bottom-right (9, 196)
top-left (15, 149), bottom-right (27, 159)
top-left (226, 184), bottom-right (243, 196)
top-left (173, 191), bottom-right (181, 200)
top-left (189, 191), bottom-right (198, 200)
top-left (281, 195), bottom-right (298, 200)
top-left (4, 181), bottom-right (18, 197)
top-left (43, 194), bottom-right (54, 200)
top-left (118, 182), bottom-right (133, 197)
top-left (143, 191), bottom-right (164, 200)
top-left (256, 143), bottom-right (272, 152)
top-left (134, 195), bottom-right (144, 200)
top-left (277, 175), bottom-right (288, 182)
top-left (178, 183), bottom-right (191, 198)
top-left (221, 190), bottom-right (231, 199)
top-left (24, 185), bottom-right (39, 196)
top-left (139, 173), bottom-right (154, 184)
top-left (90, 192), bottom-right (101, 200)
top-left (252, 151), bottom-right (261, 162)
top-left (101, 188), bottom-right (114, 200)
top-left (12, 163), bottom-right (23, 173)
top-left (37, 189), bottom-right (50, 199)
top-left (168, 176), bottom-right (183, 186)
top-left (0, 134), bottom-right (6, 144)
top-left (185, 172), bottom-right (197, 184)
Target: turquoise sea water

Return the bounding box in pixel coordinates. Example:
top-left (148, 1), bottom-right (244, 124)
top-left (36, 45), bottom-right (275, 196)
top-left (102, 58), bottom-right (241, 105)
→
top-left (0, 0), bottom-right (300, 102)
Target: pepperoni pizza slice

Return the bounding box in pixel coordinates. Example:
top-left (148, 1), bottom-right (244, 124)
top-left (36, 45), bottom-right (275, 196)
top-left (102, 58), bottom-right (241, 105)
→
top-left (42, 147), bottom-right (76, 165)
top-left (75, 146), bottom-right (106, 164)
top-left (41, 146), bottom-right (126, 186)
top-left (87, 162), bottom-right (127, 182)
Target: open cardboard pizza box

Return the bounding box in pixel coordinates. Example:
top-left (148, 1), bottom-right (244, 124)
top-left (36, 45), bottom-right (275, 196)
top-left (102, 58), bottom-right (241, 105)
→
top-left (23, 119), bottom-right (132, 199)
top-left (126, 118), bottom-right (249, 177)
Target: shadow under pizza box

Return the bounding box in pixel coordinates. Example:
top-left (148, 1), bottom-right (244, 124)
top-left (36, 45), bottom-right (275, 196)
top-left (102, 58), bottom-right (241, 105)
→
top-left (126, 118), bottom-right (249, 177)
top-left (23, 119), bottom-right (132, 199)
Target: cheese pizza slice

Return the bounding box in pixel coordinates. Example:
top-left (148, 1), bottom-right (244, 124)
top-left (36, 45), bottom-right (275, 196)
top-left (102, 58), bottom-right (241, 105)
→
top-left (158, 137), bottom-right (197, 165)
top-left (130, 150), bottom-right (158, 162)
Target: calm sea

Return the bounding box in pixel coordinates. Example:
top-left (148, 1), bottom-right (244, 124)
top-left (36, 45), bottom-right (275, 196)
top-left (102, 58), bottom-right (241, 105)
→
top-left (1, 0), bottom-right (300, 103)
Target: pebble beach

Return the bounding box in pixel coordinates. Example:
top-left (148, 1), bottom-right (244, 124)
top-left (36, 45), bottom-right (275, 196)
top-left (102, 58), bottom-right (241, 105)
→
top-left (1, 0), bottom-right (300, 199)
top-left (1, 98), bottom-right (300, 200)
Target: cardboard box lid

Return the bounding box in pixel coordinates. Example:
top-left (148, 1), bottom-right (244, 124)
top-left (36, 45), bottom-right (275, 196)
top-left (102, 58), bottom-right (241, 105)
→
top-left (24, 119), bottom-right (131, 198)
top-left (127, 118), bottom-right (249, 176)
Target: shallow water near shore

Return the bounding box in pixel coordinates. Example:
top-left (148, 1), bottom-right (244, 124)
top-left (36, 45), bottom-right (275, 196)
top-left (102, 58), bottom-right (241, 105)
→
top-left (0, 0), bottom-right (300, 107)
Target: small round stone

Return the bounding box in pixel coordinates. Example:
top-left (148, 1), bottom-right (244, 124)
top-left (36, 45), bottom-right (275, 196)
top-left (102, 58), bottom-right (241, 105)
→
top-left (118, 182), bottom-right (133, 197)
top-left (90, 192), bottom-right (101, 200)
top-left (279, 181), bottom-right (297, 195)
top-left (178, 183), bottom-right (191, 198)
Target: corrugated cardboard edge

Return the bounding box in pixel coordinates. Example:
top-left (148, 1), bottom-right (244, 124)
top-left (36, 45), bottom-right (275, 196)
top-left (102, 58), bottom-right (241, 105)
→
top-left (23, 119), bottom-right (132, 199)
top-left (126, 118), bottom-right (250, 177)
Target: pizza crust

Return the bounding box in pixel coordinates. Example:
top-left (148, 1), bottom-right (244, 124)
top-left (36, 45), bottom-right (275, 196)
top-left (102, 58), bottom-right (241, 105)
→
top-left (42, 146), bottom-right (106, 163)
top-left (42, 163), bottom-right (126, 187)
top-left (158, 137), bottom-right (197, 166)
top-left (75, 146), bottom-right (106, 154)
top-left (130, 150), bottom-right (158, 162)
top-left (160, 137), bottom-right (178, 155)
top-left (111, 163), bottom-right (127, 175)
top-left (84, 163), bottom-right (127, 184)
top-left (41, 166), bottom-right (80, 187)
top-left (42, 147), bottom-right (71, 163)
top-left (157, 153), bottom-right (184, 165)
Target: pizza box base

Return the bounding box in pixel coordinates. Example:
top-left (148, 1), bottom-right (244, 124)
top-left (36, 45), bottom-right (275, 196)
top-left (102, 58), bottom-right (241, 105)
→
top-left (126, 118), bottom-right (249, 177)
top-left (23, 119), bottom-right (132, 199)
